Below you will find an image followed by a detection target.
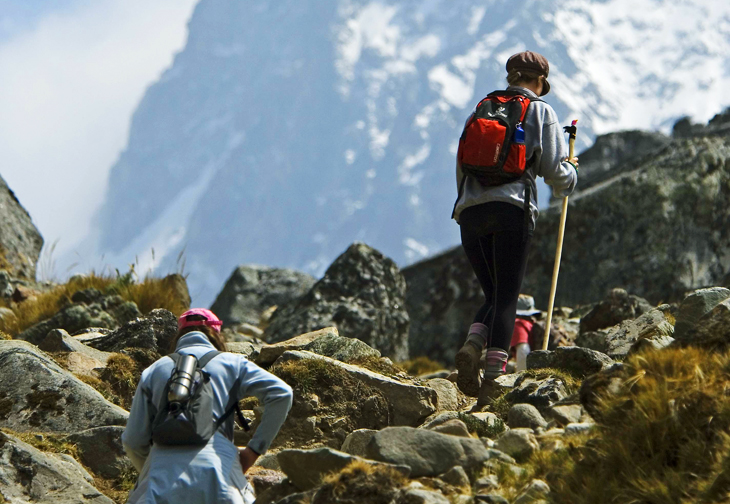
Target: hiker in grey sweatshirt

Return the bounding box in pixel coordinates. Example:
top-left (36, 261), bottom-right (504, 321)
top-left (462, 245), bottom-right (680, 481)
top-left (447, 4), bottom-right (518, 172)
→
top-left (122, 309), bottom-right (293, 504)
top-left (453, 51), bottom-right (578, 403)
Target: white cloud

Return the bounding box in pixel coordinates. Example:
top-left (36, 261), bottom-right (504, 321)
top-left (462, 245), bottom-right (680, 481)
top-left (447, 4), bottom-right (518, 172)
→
top-left (0, 0), bottom-right (197, 262)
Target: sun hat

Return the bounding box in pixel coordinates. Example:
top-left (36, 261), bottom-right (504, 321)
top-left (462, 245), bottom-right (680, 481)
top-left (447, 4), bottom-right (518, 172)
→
top-left (506, 51), bottom-right (551, 96)
top-left (177, 308), bottom-right (223, 333)
top-left (516, 294), bottom-right (542, 317)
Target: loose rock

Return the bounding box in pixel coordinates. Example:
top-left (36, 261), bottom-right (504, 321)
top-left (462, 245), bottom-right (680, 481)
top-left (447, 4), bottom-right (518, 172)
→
top-left (365, 426), bottom-right (496, 477)
top-left (257, 327), bottom-right (340, 367)
top-left (579, 288), bottom-right (653, 333)
top-left (508, 404), bottom-right (548, 430)
top-left (340, 428), bottom-right (377, 457)
top-left (88, 308), bottom-right (177, 353)
top-left (673, 287), bottom-right (730, 340)
top-left (495, 429), bottom-right (540, 459)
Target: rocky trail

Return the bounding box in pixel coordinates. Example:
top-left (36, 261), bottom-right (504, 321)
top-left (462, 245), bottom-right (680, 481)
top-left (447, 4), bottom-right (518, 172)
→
top-left (0, 112), bottom-right (729, 503)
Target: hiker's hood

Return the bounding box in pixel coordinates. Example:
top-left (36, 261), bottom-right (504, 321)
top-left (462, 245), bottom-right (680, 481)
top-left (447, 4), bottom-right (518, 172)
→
top-left (175, 331), bottom-right (215, 351)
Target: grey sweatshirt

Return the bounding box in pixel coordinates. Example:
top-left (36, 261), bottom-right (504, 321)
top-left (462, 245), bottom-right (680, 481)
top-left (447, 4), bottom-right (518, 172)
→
top-left (452, 86), bottom-right (578, 226)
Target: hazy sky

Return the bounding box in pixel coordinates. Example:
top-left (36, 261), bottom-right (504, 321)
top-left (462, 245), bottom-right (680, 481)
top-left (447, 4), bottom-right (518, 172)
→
top-left (0, 0), bottom-right (198, 264)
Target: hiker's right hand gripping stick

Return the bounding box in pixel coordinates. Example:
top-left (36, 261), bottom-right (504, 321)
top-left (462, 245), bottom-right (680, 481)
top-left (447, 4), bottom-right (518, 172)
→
top-left (541, 120), bottom-right (578, 351)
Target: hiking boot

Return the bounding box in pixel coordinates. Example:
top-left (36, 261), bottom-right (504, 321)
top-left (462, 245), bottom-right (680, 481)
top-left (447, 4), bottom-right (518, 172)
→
top-left (476, 377), bottom-right (503, 407)
top-left (455, 342), bottom-right (482, 397)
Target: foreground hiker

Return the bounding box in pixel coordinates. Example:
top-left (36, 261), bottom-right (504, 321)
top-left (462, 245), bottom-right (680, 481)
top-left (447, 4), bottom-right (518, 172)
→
top-left (122, 308), bottom-right (293, 504)
top-left (452, 51), bottom-right (578, 401)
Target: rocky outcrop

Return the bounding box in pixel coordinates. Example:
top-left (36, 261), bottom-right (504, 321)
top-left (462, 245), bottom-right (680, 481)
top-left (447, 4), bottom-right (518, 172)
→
top-left (17, 290), bottom-right (142, 346)
top-left (579, 288), bottom-right (653, 333)
top-left (673, 287), bottom-right (730, 340)
top-left (0, 431), bottom-right (113, 504)
top-left (0, 340), bottom-right (128, 433)
top-left (0, 173), bottom-right (43, 280)
top-left (526, 347), bottom-right (613, 377)
top-left (87, 308), bottom-right (177, 353)
top-left (276, 350), bottom-right (437, 426)
top-left (563, 130), bottom-right (671, 194)
top-left (211, 265), bottom-right (315, 327)
top-left (576, 305), bottom-right (675, 358)
top-left (265, 243), bottom-right (410, 360)
top-left (680, 298), bottom-right (730, 349)
top-left (522, 131), bottom-right (730, 307)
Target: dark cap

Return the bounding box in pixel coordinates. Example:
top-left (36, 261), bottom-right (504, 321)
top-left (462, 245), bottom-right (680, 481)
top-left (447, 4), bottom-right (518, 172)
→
top-left (506, 51), bottom-right (551, 96)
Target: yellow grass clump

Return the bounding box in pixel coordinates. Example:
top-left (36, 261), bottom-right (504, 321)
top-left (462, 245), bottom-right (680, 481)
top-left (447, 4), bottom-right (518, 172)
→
top-left (315, 460), bottom-right (408, 504)
top-left (0, 271), bottom-right (188, 337)
top-left (398, 356), bottom-right (445, 377)
top-left (518, 347), bottom-right (730, 504)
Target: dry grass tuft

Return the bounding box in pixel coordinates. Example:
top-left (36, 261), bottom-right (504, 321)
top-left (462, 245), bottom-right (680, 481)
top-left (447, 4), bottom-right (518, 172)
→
top-left (316, 460), bottom-right (408, 504)
top-left (0, 330), bottom-right (10, 340)
top-left (348, 355), bottom-right (406, 378)
top-left (270, 358), bottom-right (391, 447)
top-left (0, 271), bottom-right (188, 337)
top-left (98, 353), bottom-right (140, 410)
top-left (399, 356), bottom-right (445, 376)
top-left (518, 347), bottom-right (730, 504)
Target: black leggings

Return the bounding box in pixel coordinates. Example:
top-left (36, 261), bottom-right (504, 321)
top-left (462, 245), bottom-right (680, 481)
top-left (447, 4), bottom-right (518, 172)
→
top-left (459, 202), bottom-right (532, 352)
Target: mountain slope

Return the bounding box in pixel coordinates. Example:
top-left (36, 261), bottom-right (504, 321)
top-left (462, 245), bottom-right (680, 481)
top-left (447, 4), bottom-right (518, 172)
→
top-left (88, 0), bottom-right (730, 304)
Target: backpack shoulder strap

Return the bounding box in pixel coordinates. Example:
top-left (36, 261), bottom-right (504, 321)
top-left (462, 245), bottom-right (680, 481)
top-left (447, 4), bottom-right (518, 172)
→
top-left (197, 350), bottom-right (222, 369)
top-left (167, 353), bottom-right (182, 367)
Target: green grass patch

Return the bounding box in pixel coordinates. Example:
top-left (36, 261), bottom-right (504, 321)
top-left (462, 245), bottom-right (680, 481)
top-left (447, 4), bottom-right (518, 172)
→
top-left (458, 412), bottom-right (505, 438)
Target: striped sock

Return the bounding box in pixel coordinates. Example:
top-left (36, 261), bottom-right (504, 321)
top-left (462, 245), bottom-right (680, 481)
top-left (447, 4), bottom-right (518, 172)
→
top-left (484, 348), bottom-right (508, 380)
top-left (466, 323), bottom-right (489, 349)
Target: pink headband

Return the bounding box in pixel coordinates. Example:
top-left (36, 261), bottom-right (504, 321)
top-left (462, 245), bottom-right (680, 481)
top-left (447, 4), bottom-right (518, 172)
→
top-left (178, 308), bottom-right (222, 333)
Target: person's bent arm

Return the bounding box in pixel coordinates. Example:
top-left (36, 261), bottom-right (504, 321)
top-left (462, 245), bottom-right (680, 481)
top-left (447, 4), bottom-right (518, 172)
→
top-left (121, 376), bottom-right (155, 472)
top-left (237, 360), bottom-right (293, 457)
top-left (538, 110), bottom-right (578, 198)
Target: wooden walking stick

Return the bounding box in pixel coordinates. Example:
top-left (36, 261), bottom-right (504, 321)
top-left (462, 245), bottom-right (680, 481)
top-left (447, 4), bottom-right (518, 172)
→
top-left (541, 120), bottom-right (578, 351)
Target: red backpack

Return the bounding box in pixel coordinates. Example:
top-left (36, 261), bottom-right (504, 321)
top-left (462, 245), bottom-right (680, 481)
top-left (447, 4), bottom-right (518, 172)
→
top-left (452, 90), bottom-right (541, 220)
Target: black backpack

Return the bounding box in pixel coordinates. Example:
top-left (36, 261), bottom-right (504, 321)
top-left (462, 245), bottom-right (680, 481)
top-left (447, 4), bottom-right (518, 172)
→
top-left (151, 350), bottom-right (248, 446)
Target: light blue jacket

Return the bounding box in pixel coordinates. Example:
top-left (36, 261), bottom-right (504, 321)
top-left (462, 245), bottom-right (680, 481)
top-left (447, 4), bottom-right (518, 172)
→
top-left (453, 86), bottom-right (578, 225)
top-left (122, 332), bottom-right (293, 504)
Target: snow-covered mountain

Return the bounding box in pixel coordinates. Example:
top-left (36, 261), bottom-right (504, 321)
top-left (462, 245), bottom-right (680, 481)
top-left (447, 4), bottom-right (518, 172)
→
top-left (87, 0), bottom-right (730, 304)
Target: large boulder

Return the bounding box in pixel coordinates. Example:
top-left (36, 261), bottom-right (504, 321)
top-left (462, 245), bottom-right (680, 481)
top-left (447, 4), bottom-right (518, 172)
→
top-left (504, 374), bottom-right (570, 414)
top-left (0, 340), bottom-right (128, 433)
top-left (87, 308), bottom-right (177, 353)
top-left (276, 350), bottom-right (437, 426)
top-left (0, 431), bottom-right (113, 503)
top-left (577, 306), bottom-right (675, 359)
top-left (366, 426), bottom-right (511, 477)
top-left (579, 288), bottom-right (653, 333)
top-left (210, 265), bottom-right (315, 327)
top-left (680, 298), bottom-right (730, 349)
top-left (526, 347), bottom-right (613, 378)
top-left (0, 173), bottom-right (44, 280)
top-left (17, 291), bottom-right (141, 346)
top-left (38, 328), bottom-right (112, 364)
top-left (673, 287), bottom-right (730, 340)
top-left (265, 243), bottom-right (410, 360)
